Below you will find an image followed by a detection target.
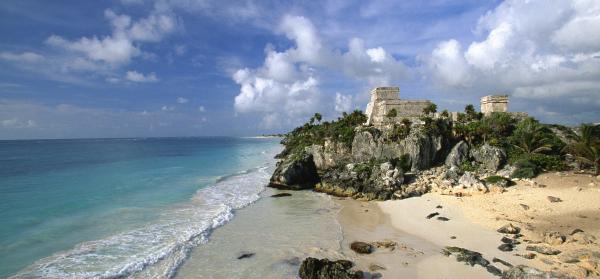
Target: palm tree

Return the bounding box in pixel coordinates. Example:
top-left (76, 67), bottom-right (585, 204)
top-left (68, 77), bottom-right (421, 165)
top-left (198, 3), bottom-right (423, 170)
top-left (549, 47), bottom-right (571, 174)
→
top-left (314, 113), bottom-right (322, 123)
top-left (510, 118), bottom-right (553, 154)
top-left (566, 124), bottom-right (600, 174)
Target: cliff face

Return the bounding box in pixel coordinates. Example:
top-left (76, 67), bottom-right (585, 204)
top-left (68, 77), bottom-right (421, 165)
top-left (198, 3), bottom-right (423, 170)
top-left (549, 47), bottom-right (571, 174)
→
top-left (270, 125), bottom-right (448, 200)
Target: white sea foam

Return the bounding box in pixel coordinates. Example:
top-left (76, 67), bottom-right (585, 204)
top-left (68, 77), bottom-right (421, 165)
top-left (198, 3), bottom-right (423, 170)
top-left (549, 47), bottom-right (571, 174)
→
top-left (11, 165), bottom-right (273, 279)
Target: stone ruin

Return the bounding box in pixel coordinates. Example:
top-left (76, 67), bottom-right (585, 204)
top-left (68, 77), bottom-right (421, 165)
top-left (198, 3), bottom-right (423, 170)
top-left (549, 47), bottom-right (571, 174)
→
top-left (365, 87), bottom-right (433, 126)
top-left (365, 87), bottom-right (526, 126)
top-left (480, 95), bottom-right (508, 115)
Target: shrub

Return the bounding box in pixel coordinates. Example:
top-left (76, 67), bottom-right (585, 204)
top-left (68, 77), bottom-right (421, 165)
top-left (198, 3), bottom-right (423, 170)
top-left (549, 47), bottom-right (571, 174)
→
top-left (390, 154), bottom-right (411, 172)
top-left (389, 123), bottom-right (410, 141)
top-left (460, 161), bottom-right (477, 172)
top-left (386, 108), bottom-right (397, 118)
top-left (511, 158), bottom-right (540, 179)
top-left (528, 154), bottom-right (566, 171)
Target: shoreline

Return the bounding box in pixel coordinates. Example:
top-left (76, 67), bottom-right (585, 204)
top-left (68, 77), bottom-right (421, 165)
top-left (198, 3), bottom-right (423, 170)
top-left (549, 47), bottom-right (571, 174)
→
top-left (334, 171), bottom-right (600, 278)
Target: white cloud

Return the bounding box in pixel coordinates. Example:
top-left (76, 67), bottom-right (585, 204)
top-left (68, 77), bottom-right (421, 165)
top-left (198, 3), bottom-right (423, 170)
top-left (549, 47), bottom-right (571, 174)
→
top-left (427, 0), bottom-right (600, 121)
top-left (232, 14), bottom-right (409, 127)
top-left (176, 97), bottom-right (189, 104)
top-left (197, 105), bottom-right (205, 112)
top-left (125, 70), bottom-right (158, 82)
top-left (161, 105), bottom-right (174, 111)
top-left (0, 51), bottom-right (44, 63)
top-left (334, 92), bottom-right (353, 113)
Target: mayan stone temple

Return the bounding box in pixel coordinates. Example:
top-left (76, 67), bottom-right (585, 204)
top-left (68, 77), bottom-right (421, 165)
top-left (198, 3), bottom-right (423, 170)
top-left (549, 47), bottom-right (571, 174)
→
top-left (480, 95), bottom-right (509, 115)
top-left (365, 87), bottom-right (433, 126)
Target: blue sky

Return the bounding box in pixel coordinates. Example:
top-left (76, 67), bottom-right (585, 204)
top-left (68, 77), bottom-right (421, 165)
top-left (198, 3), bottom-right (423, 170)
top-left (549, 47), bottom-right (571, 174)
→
top-left (1, 0), bottom-right (599, 139)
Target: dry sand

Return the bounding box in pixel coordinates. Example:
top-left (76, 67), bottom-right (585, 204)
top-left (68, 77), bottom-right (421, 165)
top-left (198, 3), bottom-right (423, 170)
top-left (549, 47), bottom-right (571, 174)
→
top-left (336, 171), bottom-right (600, 278)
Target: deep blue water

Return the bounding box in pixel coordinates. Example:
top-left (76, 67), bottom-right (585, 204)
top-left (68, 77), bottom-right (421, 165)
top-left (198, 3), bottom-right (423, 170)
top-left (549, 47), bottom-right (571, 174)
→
top-left (0, 137), bottom-right (280, 278)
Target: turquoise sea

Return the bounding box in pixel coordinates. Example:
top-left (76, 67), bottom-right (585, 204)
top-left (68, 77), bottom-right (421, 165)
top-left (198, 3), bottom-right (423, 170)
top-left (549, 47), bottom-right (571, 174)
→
top-left (0, 137), bottom-right (282, 278)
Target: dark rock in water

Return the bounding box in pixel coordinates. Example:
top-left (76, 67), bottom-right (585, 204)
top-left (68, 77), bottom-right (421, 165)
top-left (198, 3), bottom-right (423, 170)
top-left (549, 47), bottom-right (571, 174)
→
top-left (426, 212), bottom-right (439, 219)
top-left (547, 196), bottom-right (562, 203)
top-left (526, 245), bottom-right (561, 255)
top-left (298, 257), bottom-right (363, 279)
top-left (497, 224), bottom-right (521, 234)
top-left (436, 205), bottom-right (443, 209)
top-left (450, 236), bottom-right (457, 239)
top-left (237, 253), bottom-right (255, 260)
top-left (442, 246), bottom-right (490, 267)
top-left (270, 193), bottom-right (292, 198)
top-left (471, 144), bottom-right (506, 171)
top-left (437, 216), bottom-right (450, 221)
top-left (502, 265), bottom-right (565, 279)
top-left (498, 243), bottom-right (515, 252)
top-left (269, 153), bottom-right (320, 190)
top-left (350, 241), bottom-right (373, 254)
top-left (493, 257), bottom-right (513, 267)
top-left (486, 265), bottom-right (503, 276)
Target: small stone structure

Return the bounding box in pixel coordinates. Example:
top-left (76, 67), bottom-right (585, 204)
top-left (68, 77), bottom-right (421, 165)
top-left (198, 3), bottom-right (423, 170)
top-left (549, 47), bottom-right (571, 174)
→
top-left (365, 87), bottom-right (433, 126)
top-left (480, 95), bottom-right (508, 115)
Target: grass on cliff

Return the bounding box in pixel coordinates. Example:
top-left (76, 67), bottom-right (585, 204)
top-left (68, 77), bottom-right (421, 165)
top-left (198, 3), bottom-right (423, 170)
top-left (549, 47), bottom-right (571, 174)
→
top-left (281, 110), bottom-right (368, 158)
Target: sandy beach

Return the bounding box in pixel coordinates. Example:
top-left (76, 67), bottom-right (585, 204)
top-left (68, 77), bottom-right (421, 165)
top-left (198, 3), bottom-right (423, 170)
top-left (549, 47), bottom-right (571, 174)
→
top-left (336, 171), bottom-right (600, 278)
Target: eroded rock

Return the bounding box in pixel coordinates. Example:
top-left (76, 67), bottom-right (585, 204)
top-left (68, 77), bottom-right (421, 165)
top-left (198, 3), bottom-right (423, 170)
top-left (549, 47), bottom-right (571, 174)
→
top-left (299, 258), bottom-right (363, 279)
top-left (498, 224), bottom-right (521, 234)
top-left (350, 241), bottom-right (373, 254)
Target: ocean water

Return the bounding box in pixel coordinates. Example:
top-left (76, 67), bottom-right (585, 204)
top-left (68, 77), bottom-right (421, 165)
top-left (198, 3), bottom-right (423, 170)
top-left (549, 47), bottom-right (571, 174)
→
top-left (0, 137), bottom-right (285, 278)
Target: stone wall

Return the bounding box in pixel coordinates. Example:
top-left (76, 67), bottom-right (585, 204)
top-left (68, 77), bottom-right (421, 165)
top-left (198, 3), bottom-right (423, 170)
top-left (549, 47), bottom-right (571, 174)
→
top-left (481, 95), bottom-right (508, 115)
top-left (365, 87), bottom-right (433, 126)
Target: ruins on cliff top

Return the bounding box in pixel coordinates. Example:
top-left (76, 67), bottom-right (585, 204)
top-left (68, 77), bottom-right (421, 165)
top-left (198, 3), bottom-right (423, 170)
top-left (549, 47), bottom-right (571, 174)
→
top-left (365, 87), bottom-right (519, 126)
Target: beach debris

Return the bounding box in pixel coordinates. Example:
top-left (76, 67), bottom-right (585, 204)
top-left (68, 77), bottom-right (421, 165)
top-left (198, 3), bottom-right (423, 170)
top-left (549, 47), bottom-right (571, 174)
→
top-left (519, 204), bottom-right (530, 210)
top-left (526, 245), bottom-right (561, 255)
top-left (368, 263), bottom-right (386, 271)
top-left (437, 216), bottom-right (450, 221)
top-left (517, 253), bottom-right (536, 260)
top-left (442, 247), bottom-right (505, 277)
top-left (570, 228), bottom-right (584, 235)
top-left (299, 257), bottom-right (363, 279)
top-left (237, 252), bottom-right (255, 260)
top-left (498, 243), bottom-right (515, 252)
top-left (542, 231), bottom-right (566, 246)
top-left (372, 240), bottom-right (397, 251)
top-left (547, 196), bottom-right (562, 203)
top-left (426, 212), bottom-right (439, 219)
top-left (497, 224), bottom-right (521, 234)
top-left (501, 236), bottom-right (520, 245)
top-left (350, 241), bottom-right (373, 254)
top-left (450, 236), bottom-right (457, 239)
top-left (436, 205), bottom-right (443, 209)
top-left (270, 193), bottom-right (292, 198)
top-left (492, 257), bottom-right (513, 267)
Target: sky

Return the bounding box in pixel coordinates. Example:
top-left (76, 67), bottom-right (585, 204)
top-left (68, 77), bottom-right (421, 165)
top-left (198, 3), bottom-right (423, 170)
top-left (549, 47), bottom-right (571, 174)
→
top-left (1, 0), bottom-right (599, 139)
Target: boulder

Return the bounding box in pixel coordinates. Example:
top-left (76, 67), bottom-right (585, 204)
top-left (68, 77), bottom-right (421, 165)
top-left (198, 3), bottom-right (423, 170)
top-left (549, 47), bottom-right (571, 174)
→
top-left (305, 139), bottom-right (352, 170)
top-left (497, 164), bottom-right (517, 178)
top-left (298, 257), bottom-right (363, 279)
top-left (445, 141), bottom-right (470, 168)
top-left (269, 153), bottom-right (319, 190)
top-left (542, 232), bottom-right (565, 246)
top-left (497, 224), bottom-right (521, 234)
top-left (350, 241), bottom-right (373, 254)
top-left (471, 144), bottom-right (507, 172)
top-left (457, 172), bottom-right (488, 193)
top-left (502, 265), bottom-right (565, 279)
top-left (526, 245), bottom-right (561, 255)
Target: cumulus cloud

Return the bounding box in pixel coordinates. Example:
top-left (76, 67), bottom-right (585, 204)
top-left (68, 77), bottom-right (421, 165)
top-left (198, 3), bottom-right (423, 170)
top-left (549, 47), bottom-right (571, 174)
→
top-left (197, 105), bottom-right (205, 112)
top-left (232, 14), bottom-right (409, 128)
top-left (1, 118), bottom-right (36, 128)
top-left (176, 97), bottom-right (189, 104)
top-left (125, 70), bottom-right (158, 82)
top-left (334, 92), bottom-right (353, 113)
top-left (427, 0), bottom-right (600, 123)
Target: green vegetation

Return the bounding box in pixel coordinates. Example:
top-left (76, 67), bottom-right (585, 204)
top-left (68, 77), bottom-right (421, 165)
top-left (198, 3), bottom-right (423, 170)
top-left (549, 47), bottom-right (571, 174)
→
top-left (485, 175), bottom-right (508, 184)
top-left (511, 158), bottom-right (540, 179)
top-left (423, 103), bottom-right (437, 115)
top-left (460, 161), bottom-right (478, 173)
top-left (283, 110), bottom-right (368, 158)
top-left (509, 118), bottom-right (554, 155)
top-left (565, 124), bottom-right (600, 174)
top-left (386, 108), bottom-right (398, 118)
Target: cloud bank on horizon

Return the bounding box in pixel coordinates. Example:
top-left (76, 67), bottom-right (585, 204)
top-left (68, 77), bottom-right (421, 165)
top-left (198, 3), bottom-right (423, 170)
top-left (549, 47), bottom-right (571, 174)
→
top-left (0, 0), bottom-right (599, 139)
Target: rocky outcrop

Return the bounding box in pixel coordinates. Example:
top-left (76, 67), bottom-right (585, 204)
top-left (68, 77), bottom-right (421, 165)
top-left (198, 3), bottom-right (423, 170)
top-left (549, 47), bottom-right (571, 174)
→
top-left (298, 258), bottom-right (363, 279)
top-left (457, 172), bottom-right (488, 194)
top-left (502, 265), bottom-right (566, 279)
top-left (269, 153), bottom-right (320, 190)
top-left (305, 139), bottom-right (352, 170)
top-left (445, 141), bottom-right (469, 169)
top-left (471, 144), bottom-right (507, 172)
top-left (351, 127), bottom-right (444, 171)
top-left (317, 160), bottom-right (406, 200)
